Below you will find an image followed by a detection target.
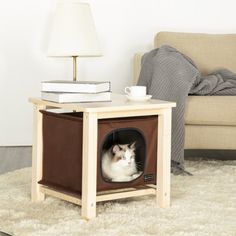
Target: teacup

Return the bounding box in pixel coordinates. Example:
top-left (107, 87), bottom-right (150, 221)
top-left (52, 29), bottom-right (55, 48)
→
top-left (124, 86), bottom-right (146, 97)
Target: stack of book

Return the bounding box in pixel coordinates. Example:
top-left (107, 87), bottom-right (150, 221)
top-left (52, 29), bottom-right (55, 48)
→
top-left (41, 80), bottom-right (111, 103)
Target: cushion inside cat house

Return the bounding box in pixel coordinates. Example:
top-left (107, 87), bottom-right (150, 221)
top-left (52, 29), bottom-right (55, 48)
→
top-left (39, 110), bottom-right (158, 194)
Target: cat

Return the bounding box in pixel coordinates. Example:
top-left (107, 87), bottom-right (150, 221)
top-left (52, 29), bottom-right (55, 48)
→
top-left (101, 142), bottom-right (141, 182)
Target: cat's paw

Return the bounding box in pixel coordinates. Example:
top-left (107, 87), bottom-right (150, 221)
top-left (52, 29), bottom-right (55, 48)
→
top-left (112, 176), bottom-right (133, 182)
top-left (132, 171), bottom-right (142, 179)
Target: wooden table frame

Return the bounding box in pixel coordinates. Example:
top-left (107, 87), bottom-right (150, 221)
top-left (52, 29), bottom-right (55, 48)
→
top-left (29, 94), bottom-right (175, 220)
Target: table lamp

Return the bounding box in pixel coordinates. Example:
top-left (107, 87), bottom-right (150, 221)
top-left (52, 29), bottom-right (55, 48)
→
top-left (47, 0), bottom-right (102, 81)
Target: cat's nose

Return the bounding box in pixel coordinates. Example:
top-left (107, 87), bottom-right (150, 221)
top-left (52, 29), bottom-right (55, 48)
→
top-left (128, 162), bottom-right (131, 165)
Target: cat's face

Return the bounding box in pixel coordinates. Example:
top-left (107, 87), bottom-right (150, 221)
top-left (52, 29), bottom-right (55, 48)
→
top-left (111, 142), bottom-right (136, 167)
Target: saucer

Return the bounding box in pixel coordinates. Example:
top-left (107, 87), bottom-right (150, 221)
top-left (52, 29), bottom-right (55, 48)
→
top-left (126, 94), bottom-right (152, 102)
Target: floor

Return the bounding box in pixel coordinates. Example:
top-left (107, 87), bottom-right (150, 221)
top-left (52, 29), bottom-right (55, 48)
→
top-left (0, 160), bottom-right (235, 236)
top-left (0, 147), bottom-right (31, 175)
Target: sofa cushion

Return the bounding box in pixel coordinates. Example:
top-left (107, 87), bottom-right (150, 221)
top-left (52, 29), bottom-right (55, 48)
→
top-left (185, 96), bottom-right (236, 126)
top-left (185, 125), bottom-right (236, 149)
top-left (154, 32), bottom-right (236, 75)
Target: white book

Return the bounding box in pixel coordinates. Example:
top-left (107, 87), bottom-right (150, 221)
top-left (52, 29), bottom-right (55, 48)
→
top-left (41, 80), bottom-right (111, 93)
top-left (41, 91), bottom-right (111, 103)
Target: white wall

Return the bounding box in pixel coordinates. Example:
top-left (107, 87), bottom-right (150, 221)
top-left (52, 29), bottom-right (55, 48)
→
top-left (1, 0), bottom-right (236, 146)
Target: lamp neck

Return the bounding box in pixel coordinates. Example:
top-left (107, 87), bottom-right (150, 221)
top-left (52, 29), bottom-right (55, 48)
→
top-left (73, 56), bottom-right (78, 81)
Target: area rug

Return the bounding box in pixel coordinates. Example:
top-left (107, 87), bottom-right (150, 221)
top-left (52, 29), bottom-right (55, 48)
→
top-left (0, 160), bottom-right (235, 236)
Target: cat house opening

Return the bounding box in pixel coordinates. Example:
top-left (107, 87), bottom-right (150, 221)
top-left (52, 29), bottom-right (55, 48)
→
top-left (101, 128), bottom-right (146, 183)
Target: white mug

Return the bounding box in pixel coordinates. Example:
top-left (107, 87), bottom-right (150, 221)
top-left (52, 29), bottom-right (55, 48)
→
top-left (124, 86), bottom-right (147, 97)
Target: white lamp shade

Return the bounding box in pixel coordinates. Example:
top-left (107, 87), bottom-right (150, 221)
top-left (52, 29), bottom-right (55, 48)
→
top-left (48, 1), bottom-right (101, 57)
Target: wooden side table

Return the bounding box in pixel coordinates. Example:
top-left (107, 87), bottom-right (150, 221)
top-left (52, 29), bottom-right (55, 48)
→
top-left (29, 94), bottom-right (176, 220)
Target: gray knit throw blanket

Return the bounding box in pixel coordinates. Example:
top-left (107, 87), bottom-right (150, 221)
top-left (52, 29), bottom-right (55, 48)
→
top-left (138, 45), bottom-right (236, 175)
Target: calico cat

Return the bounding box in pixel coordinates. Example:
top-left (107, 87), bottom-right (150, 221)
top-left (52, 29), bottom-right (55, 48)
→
top-left (101, 142), bottom-right (141, 182)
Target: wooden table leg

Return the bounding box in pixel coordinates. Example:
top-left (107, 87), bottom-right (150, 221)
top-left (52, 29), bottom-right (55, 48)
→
top-left (157, 108), bottom-right (172, 207)
top-left (81, 112), bottom-right (98, 219)
top-left (31, 104), bottom-right (46, 202)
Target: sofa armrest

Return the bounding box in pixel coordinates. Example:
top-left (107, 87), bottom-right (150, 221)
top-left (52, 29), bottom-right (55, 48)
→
top-left (133, 53), bottom-right (144, 85)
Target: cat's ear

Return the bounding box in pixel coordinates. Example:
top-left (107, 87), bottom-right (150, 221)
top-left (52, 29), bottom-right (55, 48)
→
top-left (129, 141), bottom-right (136, 150)
top-left (112, 145), bottom-right (120, 154)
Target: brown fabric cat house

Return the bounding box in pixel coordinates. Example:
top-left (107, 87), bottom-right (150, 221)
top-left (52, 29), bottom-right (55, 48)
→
top-left (39, 111), bottom-right (158, 194)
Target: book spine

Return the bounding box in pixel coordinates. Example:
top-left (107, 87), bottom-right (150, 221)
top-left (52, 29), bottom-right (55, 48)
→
top-left (42, 82), bottom-right (111, 93)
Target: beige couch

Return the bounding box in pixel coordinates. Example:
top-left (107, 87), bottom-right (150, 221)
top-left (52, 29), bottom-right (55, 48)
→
top-left (134, 32), bottom-right (236, 150)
